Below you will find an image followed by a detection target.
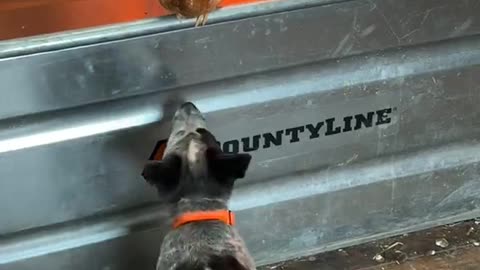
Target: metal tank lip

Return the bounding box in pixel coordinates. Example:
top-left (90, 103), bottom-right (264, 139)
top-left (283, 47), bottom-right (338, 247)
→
top-left (0, 0), bottom-right (346, 58)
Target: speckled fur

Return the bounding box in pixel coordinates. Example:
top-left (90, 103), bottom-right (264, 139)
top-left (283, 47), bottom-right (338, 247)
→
top-left (142, 102), bottom-right (255, 270)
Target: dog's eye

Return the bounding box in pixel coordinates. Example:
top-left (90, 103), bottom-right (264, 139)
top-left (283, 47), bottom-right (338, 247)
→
top-left (176, 130), bottom-right (186, 136)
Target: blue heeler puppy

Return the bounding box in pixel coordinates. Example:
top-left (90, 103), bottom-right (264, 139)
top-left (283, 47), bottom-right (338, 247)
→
top-left (142, 102), bottom-right (256, 270)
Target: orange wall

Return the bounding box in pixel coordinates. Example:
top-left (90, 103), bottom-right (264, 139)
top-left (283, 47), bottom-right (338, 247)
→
top-left (0, 0), bottom-right (266, 41)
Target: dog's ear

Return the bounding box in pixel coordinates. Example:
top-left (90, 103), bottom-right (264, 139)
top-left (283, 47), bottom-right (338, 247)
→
top-left (141, 154), bottom-right (181, 191)
top-left (207, 149), bottom-right (252, 180)
top-left (207, 255), bottom-right (248, 270)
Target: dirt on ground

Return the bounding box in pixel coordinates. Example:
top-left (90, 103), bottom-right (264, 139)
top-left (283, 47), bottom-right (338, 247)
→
top-left (260, 219), bottom-right (480, 270)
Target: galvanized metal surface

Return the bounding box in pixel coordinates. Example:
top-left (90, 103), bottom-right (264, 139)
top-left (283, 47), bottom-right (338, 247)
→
top-left (0, 0), bottom-right (264, 40)
top-left (1, 0), bottom-right (480, 269)
top-left (0, 0), bottom-right (339, 57)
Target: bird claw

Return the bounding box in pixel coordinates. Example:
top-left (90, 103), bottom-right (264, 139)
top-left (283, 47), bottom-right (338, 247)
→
top-left (195, 14), bottom-right (209, 27)
top-left (176, 13), bottom-right (185, 21)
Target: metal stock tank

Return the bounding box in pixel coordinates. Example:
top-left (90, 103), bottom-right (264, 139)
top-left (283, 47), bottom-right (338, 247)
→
top-left (0, 0), bottom-right (480, 269)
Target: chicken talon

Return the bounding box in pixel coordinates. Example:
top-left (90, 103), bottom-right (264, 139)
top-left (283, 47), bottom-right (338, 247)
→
top-left (176, 13), bottom-right (185, 21)
top-left (201, 13), bottom-right (209, 26)
top-left (195, 16), bottom-right (202, 27)
top-left (159, 0), bottom-right (221, 27)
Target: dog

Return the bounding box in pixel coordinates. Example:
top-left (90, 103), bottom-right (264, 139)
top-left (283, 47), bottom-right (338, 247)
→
top-left (142, 102), bottom-right (256, 270)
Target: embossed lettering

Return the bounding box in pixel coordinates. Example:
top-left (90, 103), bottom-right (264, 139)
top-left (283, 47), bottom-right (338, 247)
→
top-left (305, 122), bottom-right (324, 139)
top-left (263, 131), bottom-right (284, 148)
top-left (354, 112), bottom-right (375, 130)
top-left (376, 108), bottom-right (392, 125)
top-left (325, 118), bottom-right (341, 136)
top-left (241, 135), bottom-right (261, 152)
top-left (285, 126), bottom-right (305, 143)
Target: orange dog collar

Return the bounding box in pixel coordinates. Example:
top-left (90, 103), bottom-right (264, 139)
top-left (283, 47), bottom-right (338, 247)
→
top-left (173, 210), bottom-right (236, 229)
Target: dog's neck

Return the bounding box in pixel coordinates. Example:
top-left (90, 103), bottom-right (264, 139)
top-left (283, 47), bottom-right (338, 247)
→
top-left (175, 197), bottom-right (229, 216)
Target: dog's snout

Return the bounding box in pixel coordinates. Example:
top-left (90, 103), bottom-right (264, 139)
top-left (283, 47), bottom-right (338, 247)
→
top-left (180, 102), bottom-right (200, 115)
top-left (171, 102), bottom-right (206, 132)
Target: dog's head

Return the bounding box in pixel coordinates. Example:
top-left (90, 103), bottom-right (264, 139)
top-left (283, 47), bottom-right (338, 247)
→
top-left (142, 102), bottom-right (251, 202)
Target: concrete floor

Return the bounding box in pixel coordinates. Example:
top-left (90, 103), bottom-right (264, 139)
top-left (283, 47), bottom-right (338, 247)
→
top-left (260, 220), bottom-right (480, 270)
